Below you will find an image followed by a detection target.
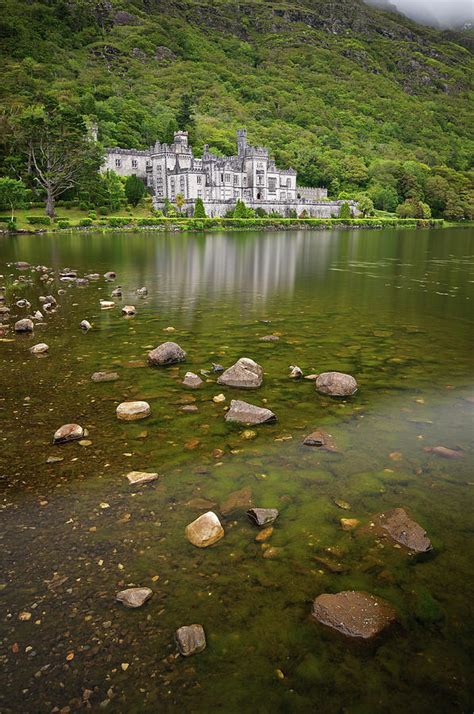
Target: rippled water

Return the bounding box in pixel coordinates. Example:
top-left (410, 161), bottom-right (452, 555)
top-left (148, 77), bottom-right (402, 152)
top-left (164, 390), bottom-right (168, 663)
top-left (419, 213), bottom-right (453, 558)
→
top-left (1, 228), bottom-right (473, 713)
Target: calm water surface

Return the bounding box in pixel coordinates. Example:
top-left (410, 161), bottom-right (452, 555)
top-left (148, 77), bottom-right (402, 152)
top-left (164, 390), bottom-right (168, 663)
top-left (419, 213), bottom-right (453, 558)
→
top-left (0, 228), bottom-right (473, 713)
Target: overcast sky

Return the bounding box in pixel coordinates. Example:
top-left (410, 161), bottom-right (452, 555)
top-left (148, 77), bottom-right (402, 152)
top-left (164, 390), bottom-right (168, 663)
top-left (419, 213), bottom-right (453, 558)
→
top-left (365, 0), bottom-right (473, 27)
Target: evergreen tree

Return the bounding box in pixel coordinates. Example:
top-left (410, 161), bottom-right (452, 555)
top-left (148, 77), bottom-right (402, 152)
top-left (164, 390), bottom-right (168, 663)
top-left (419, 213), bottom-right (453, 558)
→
top-left (339, 201), bottom-right (351, 219)
top-left (163, 118), bottom-right (178, 145)
top-left (125, 174), bottom-right (145, 206)
top-left (194, 197), bottom-right (206, 218)
top-left (233, 199), bottom-right (248, 218)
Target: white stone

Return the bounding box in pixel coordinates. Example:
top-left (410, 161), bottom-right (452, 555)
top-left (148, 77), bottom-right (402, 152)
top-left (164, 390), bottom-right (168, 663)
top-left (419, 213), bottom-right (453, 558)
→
top-left (126, 471), bottom-right (158, 485)
top-left (185, 511), bottom-right (224, 548)
top-left (116, 401), bottom-right (151, 421)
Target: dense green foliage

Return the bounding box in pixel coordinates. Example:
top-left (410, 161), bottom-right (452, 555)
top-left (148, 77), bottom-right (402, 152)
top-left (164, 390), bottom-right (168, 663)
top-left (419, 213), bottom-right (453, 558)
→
top-left (194, 197), bottom-right (206, 218)
top-left (124, 174), bottom-right (145, 206)
top-left (0, 0), bottom-right (472, 218)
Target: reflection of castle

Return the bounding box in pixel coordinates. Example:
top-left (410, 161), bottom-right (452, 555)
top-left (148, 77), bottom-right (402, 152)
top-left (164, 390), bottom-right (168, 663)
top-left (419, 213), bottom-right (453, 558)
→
top-left (104, 129), bottom-right (357, 218)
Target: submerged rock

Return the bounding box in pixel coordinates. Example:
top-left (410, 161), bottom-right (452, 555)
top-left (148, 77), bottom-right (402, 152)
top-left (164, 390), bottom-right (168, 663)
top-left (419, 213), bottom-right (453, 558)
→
top-left (247, 507), bottom-right (279, 526)
top-left (116, 401), bottom-right (151, 421)
top-left (303, 430), bottom-right (337, 451)
top-left (372, 507), bottom-right (432, 553)
top-left (53, 424), bottom-right (84, 444)
top-left (14, 318), bottom-right (34, 333)
top-left (341, 518), bottom-right (359, 531)
top-left (423, 445), bottom-right (463, 459)
top-left (16, 299), bottom-right (31, 309)
top-left (182, 371), bottom-right (203, 388)
top-left (220, 486), bottom-right (253, 515)
top-left (116, 587), bottom-right (152, 608)
top-left (311, 591), bottom-right (396, 639)
top-left (111, 287), bottom-right (122, 297)
top-left (185, 511), bottom-right (224, 548)
top-left (126, 471), bottom-right (158, 485)
top-left (100, 300), bottom-right (115, 309)
top-left (136, 286), bottom-right (148, 296)
top-left (30, 343), bottom-right (49, 355)
top-left (260, 335), bottom-right (279, 342)
top-left (175, 624), bottom-right (206, 656)
top-left (148, 341), bottom-right (186, 366)
top-left (225, 399), bottom-right (276, 425)
top-left (316, 372), bottom-right (358, 397)
top-left (91, 371), bottom-right (119, 382)
top-left (217, 357), bottom-right (263, 388)
top-left (211, 362), bottom-right (224, 373)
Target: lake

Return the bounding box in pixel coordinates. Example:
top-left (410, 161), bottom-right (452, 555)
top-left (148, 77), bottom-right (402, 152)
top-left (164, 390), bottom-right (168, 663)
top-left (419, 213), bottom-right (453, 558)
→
top-left (1, 228), bottom-right (473, 713)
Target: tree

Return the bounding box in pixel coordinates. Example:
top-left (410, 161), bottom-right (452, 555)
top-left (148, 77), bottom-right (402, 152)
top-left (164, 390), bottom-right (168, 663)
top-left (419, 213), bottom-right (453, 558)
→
top-left (443, 190), bottom-right (465, 221)
top-left (396, 198), bottom-right (430, 218)
top-left (234, 199), bottom-right (248, 218)
top-left (175, 193), bottom-right (185, 214)
top-left (424, 175), bottom-right (449, 216)
top-left (369, 184), bottom-right (399, 213)
top-left (163, 118), bottom-right (178, 145)
top-left (125, 175), bottom-right (145, 206)
top-left (357, 195), bottom-right (374, 217)
top-left (20, 103), bottom-right (101, 217)
top-left (194, 197), bottom-right (206, 218)
top-left (339, 201), bottom-right (351, 219)
top-left (176, 93), bottom-right (195, 140)
top-left (0, 177), bottom-right (27, 219)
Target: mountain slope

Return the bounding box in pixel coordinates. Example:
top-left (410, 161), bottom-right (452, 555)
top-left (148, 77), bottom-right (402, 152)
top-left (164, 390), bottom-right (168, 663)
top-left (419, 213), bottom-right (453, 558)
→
top-left (0, 0), bottom-right (472, 196)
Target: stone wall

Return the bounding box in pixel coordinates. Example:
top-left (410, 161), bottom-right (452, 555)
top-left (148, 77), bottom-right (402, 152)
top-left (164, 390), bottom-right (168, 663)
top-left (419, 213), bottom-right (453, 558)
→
top-left (297, 186), bottom-right (328, 201)
top-left (154, 197), bottom-right (359, 218)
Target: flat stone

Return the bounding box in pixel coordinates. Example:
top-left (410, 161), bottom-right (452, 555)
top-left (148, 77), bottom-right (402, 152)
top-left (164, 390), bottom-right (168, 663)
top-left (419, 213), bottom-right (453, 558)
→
top-left (185, 511), bottom-right (224, 548)
top-left (220, 486), bottom-right (253, 515)
top-left (312, 591), bottom-right (396, 639)
top-left (335, 499), bottom-right (351, 510)
top-left (116, 401), bottom-right (151, 421)
top-left (30, 343), bottom-right (49, 355)
top-left (175, 624), bottom-right (206, 656)
top-left (14, 318), bottom-right (34, 333)
top-left (91, 371), bottom-right (120, 382)
top-left (372, 507), bottom-right (432, 553)
top-left (148, 341), bottom-right (186, 366)
top-left (247, 507), bottom-right (279, 526)
top-left (116, 587), bottom-right (152, 608)
top-left (126, 471), bottom-right (158, 485)
top-left (53, 424), bottom-right (84, 444)
top-left (181, 405), bottom-right (198, 413)
top-left (122, 305), bottom-right (136, 315)
top-left (260, 335), bottom-right (280, 342)
top-left (316, 372), bottom-right (358, 397)
top-left (46, 456), bottom-right (64, 464)
top-left (186, 497), bottom-right (217, 509)
top-left (182, 371), bottom-right (203, 388)
top-left (255, 526), bottom-right (273, 542)
top-left (100, 300), bottom-right (115, 309)
top-left (217, 357), bottom-right (263, 388)
top-left (225, 399), bottom-right (276, 425)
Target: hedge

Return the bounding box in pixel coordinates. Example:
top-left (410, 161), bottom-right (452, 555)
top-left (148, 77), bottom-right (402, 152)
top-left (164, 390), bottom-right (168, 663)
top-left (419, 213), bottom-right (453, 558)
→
top-left (27, 215), bottom-right (51, 225)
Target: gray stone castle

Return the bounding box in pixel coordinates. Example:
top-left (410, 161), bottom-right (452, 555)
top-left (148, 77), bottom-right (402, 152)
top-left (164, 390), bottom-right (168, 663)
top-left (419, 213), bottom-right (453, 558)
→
top-left (104, 129), bottom-right (356, 218)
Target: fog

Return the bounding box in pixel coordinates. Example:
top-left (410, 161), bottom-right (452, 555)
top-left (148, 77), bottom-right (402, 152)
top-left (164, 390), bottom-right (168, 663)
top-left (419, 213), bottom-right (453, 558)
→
top-left (364, 0), bottom-right (473, 28)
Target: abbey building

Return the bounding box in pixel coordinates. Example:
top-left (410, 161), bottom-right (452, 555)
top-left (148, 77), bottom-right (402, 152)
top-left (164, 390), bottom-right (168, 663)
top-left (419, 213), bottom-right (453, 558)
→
top-left (104, 129), bottom-right (356, 218)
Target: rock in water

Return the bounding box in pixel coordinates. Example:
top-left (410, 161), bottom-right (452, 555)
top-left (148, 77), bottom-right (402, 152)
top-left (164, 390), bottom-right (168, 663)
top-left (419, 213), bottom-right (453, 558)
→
top-left (116, 401), bottom-right (151, 421)
top-left (220, 486), bottom-right (253, 515)
top-left (316, 372), bottom-right (358, 397)
top-left (312, 591), bottom-right (396, 639)
top-left (373, 507), bottom-right (432, 553)
top-left (126, 471), bottom-right (158, 485)
top-left (289, 365), bottom-right (303, 378)
top-left (91, 371), bottom-right (119, 382)
top-left (100, 300), bottom-right (115, 309)
top-left (175, 624), bottom-right (206, 656)
top-left (225, 399), bottom-right (276, 425)
top-left (303, 430), bottom-right (337, 451)
top-left (148, 341), bottom-right (187, 366)
top-left (185, 511), bottom-right (224, 548)
top-left (260, 335), bottom-right (279, 342)
top-left (53, 424), bottom-right (84, 444)
top-left (104, 271), bottom-right (116, 280)
top-left (80, 320), bottom-right (92, 331)
top-left (14, 318), bottom-right (34, 333)
top-left (423, 446), bottom-right (463, 459)
top-left (30, 343), bottom-right (49, 355)
top-left (122, 305), bottom-right (136, 315)
top-left (116, 587), bottom-right (152, 608)
top-left (182, 371), bottom-right (203, 388)
top-left (136, 287), bottom-right (148, 296)
top-left (247, 508), bottom-right (279, 526)
top-left (217, 357), bottom-right (263, 388)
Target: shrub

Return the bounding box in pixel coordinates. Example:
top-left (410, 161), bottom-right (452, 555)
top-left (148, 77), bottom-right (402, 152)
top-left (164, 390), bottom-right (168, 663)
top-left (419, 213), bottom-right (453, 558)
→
top-left (57, 220), bottom-right (70, 228)
top-left (27, 215), bottom-right (51, 225)
top-left (87, 211), bottom-right (97, 220)
top-left (97, 206), bottom-right (109, 215)
top-left (78, 201), bottom-right (90, 211)
top-left (108, 217), bottom-right (132, 227)
top-left (339, 202), bottom-right (351, 219)
top-left (79, 218), bottom-right (93, 227)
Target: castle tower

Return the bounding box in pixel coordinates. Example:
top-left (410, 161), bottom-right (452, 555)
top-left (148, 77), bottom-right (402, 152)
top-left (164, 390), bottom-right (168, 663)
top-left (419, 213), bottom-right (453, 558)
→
top-left (237, 128), bottom-right (247, 156)
top-left (173, 131), bottom-right (189, 149)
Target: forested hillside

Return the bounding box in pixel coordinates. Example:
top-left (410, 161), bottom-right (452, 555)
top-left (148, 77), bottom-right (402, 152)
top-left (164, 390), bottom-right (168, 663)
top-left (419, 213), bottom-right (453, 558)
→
top-left (0, 0), bottom-right (472, 218)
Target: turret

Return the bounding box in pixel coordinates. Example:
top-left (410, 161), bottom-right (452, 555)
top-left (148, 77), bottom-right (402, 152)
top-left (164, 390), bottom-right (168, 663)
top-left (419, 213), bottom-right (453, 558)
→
top-left (174, 131), bottom-right (189, 149)
top-left (237, 128), bottom-right (247, 156)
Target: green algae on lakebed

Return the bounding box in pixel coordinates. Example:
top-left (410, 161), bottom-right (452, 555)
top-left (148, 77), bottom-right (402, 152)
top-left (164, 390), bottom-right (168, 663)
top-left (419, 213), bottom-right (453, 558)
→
top-left (0, 227), bottom-right (473, 713)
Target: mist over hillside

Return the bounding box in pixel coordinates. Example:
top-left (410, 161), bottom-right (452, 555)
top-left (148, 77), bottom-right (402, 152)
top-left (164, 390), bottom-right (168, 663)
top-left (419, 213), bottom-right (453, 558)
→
top-left (364, 0), bottom-right (473, 29)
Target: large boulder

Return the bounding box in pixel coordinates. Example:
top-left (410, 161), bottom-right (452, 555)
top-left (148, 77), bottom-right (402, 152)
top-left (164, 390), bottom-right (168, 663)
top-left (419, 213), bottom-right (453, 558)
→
top-left (217, 357), bottom-right (263, 388)
top-left (316, 372), bottom-right (358, 397)
top-left (53, 424), bottom-right (84, 444)
top-left (116, 401), bottom-right (151, 421)
top-left (148, 341), bottom-right (186, 366)
top-left (372, 507), bottom-right (432, 553)
top-left (185, 511), bottom-right (224, 548)
top-left (116, 587), bottom-right (152, 608)
top-left (14, 318), bottom-right (34, 333)
top-left (175, 624), bottom-right (206, 656)
top-left (225, 399), bottom-right (276, 425)
top-left (312, 591), bottom-right (396, 639)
